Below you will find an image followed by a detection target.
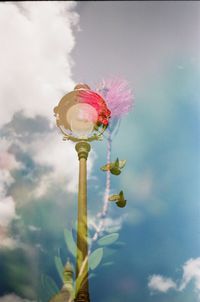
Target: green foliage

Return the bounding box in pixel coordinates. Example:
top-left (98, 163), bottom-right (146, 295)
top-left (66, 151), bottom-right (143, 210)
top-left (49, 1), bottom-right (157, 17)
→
top-left (64, 228), bottom-right (77, 258)
top-left (40, 274), bottom-right (59, 302)
top-left (54, 256), bottom-right (64, 282)
top-left (72, 220), bottom-right (78, 232)
top-left (108, 190), bottom-right (127, 208)
top-left (97, 233), bottom-right (119, 246)
top-left (108, 194), bottom-right (121, 202)
top-left (89, 248), bottom-right (103, 270)
top-left (100, 158), bottom-right (127, 175)
top-left (116, 198), bottom-right (127, 208)
top-left (118, 160), bottom-right (126, 169)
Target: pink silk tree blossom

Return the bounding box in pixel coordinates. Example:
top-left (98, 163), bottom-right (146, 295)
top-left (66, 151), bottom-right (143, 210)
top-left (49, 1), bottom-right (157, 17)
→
top-left (96, 77), bottom-right (134, 119)
top-left (78, 89), bottom-right (111, 126)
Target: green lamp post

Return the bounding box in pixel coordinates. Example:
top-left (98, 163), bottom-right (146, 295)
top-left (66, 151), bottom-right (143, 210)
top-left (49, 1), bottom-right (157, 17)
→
top-left (53, 84), bottom-right (111, 302)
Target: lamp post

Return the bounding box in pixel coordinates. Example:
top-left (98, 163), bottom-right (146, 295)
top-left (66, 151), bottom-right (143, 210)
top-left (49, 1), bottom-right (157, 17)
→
top-left (75, 140), bottom-right (90, 301)
top-left (54, 84), bottom-right (111, 302)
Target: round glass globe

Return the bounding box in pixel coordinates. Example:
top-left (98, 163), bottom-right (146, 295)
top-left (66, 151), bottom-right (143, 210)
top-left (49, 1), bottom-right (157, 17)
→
top-left (66, 103), bottom-right (98, 138)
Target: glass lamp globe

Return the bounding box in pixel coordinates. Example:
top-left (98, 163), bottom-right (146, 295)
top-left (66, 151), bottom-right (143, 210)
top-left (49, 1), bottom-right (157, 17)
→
top-left (66, 103), bottom-right (98, 139)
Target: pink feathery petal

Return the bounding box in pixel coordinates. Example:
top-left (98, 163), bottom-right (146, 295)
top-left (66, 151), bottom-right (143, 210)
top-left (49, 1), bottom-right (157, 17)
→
top-left (77, 89), bottom-right (111, 126)
top-left (96, 77), bottom-right (134, 118)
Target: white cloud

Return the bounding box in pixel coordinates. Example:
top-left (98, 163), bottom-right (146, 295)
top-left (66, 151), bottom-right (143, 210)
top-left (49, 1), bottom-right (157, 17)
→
top-left (0, 170), bottom-right (14, 198)
top-left (179, 258), bottom-right (200, 295)
top-left (148, 257), bottom-right (200, 299)
top-left (148, 275), bottom-right (177, 293)
top-left (30, 132), bottom-right (79, 193)
top-left (0, 139), bottom-right (20, 247)
top-left (0, 294), bottom-right (35, 302)
top-left (0, 233), bottom-right (18, 249)
top-left (0, 1), bottom-right (78, 127)
top-left (0, 139), bottom-right (21, 171)
top-left (89, 215), bottom-right (123, 235)
top-left (101, 216), bottom-right (123, 233)
top-left (0, 197), bottom-right (17, 227)
top-left (0, 2), bottom-right (80, 242)
top-left (0, 1), bottom-right (84, 198)
top-left (28, 225), bottom-right (41, 232)
top-left (0, 139), bottom-right (20, 230)
top-left (22, 131), bottom-right (95, 196)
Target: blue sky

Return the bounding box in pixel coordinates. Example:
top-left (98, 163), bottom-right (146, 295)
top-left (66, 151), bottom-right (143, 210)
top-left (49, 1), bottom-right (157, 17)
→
top-left (0, 2), bottom-right (199, 302)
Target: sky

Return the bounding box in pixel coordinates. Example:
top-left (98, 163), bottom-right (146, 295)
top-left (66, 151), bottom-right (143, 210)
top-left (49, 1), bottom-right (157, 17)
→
top-left (0, 1), bottom-right (199, 302)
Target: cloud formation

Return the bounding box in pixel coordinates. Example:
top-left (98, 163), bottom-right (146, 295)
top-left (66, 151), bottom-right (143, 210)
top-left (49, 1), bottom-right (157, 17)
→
top-left (0, 1), bottom-right (80, 249)
top-left (0, 294), bottom-right (35, 302)
top-left (0, 139), bottom-right (20, 232)
top-left (148, 275), bottom-right (177, 293)
top-left (179, 258), bottom-right (200, 296)
top-left (148, 257), bottom-right (200, 299)
top-left (0, 1), bottom-right (78, 127)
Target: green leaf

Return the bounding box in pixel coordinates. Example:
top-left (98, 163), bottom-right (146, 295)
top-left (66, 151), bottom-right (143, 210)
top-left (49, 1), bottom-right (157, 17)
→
top-left (100, 163), bottom-right (114, 171)
top-left (54, 256), bottom-right (64, 282)
top-left (97, 233), bottom-right (119, 246)
top-left (116, 199), bottom-right (127, 208)
top-left (108, 194), bottom-right (120, 202)
top-left (110, 167), bottom-right (121, 175)
top-left (119, 160), bottom-right (127, 169)
top-left (41, 274), bottom-right (59, 300)
top-left (64, 228), bottom-right (77, 258)
top-left (119, 190), bottom-right (124, 197)
top-left (105, 226), bottom-right (121, 233)
top-left (100, 158), bottom-right (126, 173)
top-left (100, 164), bottom-right (109, 171)
top-left (72, 220), bottom-right (78, 232)
top-left (89, 248), bottom-right (103, 270)
top-left (114, 158), bottom-right (119, 168)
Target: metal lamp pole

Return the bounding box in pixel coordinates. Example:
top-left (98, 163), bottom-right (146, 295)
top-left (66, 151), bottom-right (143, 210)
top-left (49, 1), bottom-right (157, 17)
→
top-left (54, 84), bottom-right (110, 302)
top-left (75, 141), bottom-right (91, 302)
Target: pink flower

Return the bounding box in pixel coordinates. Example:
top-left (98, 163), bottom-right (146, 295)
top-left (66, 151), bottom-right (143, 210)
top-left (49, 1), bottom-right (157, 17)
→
top-left (78, 89), bottom-right (111, 127)
top-left (96, 77), bottom-right (133, 118)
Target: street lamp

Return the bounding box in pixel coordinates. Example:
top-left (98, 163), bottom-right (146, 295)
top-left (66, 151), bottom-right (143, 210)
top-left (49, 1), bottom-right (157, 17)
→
top-left (54, 84), bottom-right (111, 302)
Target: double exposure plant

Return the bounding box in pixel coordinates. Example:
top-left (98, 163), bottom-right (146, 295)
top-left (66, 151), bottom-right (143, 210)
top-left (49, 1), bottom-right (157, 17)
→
top-left (40, 78), bottom-right (133, 301)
